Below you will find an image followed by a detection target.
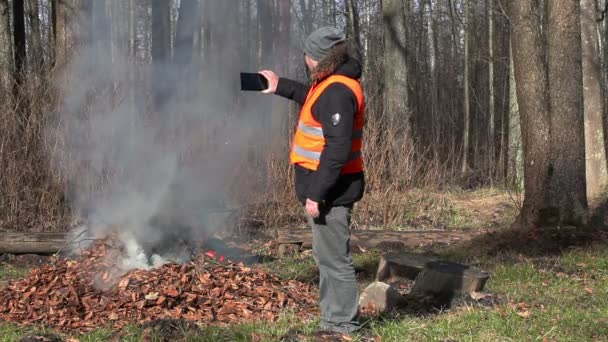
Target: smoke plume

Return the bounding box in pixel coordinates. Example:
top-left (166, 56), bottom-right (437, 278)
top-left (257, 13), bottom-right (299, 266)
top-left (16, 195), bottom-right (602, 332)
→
top-left (48, 2), bottom-right (272, 271)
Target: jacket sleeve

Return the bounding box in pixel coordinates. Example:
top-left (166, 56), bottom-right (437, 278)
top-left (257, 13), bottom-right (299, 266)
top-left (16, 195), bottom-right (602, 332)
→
top-left (275, 78), bottom-right (310, 105)
top-left (307, 83), bottom-right (358, 203)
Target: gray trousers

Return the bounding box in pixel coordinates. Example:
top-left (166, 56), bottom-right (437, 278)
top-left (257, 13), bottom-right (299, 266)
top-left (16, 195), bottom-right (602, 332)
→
top-left (306, 205), bottom-right (360, 334)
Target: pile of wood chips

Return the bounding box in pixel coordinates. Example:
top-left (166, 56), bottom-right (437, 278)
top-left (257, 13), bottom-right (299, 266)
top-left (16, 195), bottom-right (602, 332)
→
top-left (0, 240), bottom-right (318, 332)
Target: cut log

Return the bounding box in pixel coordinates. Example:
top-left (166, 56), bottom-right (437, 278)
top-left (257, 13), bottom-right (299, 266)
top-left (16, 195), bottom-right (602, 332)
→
top-left (0, 233), bottom-right (70, 254)
top-left (411, 261), bottom-right (490, 296)
top-left (277, 229), bottom-right (473, 250)
top-left (359, 281), bottom-right (405, 313)
top-left (0, 280), bottom-right (8, 290)
top-left (376, 253), bottom-right (439, 283)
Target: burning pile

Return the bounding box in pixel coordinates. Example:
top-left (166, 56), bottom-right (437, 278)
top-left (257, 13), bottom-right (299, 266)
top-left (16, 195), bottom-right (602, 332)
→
top-left (0, 240), bottom-right (318, 332)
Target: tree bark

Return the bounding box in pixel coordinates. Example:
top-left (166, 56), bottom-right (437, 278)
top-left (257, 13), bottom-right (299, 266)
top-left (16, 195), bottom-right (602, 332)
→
top-left (508, 41), bottom-right (523, 189)
top-left (581, 0), bottom-right (608, 207)
top-left (345, 0), bottom-right (362, 60)
top-left (488, 0), bottom-right (496, 181)
top-left (510, 0), bottom-right (552, 228)
top-left (13, 0), bottom-right (27, 81)
top-left (382, 0), bottom-right (410, 135)
top-left (151, 0), bottom-right (171, 111)
top-left (92, 0), bottom-right (111, 65)
top-left (545, 0), bottom-right (588, 225)
top-left (53, 0), bottom-right (80, 69)
top-left (462, 0), bottom-right (470, 174)
top-left (27, 0), bottom-right (43, 68)
top-left (174, 0), bottom-right (199, 67)
top-left (151, 0), bottom-right (171, 64)
top-left (0, 0), bottom-right (12, 95)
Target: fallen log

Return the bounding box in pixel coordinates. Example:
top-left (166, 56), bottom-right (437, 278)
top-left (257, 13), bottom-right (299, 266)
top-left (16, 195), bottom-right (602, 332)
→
top-left (411, 261), bottom-right (489, 296)
top-left (0, 232), bottom-right (70, 254)
top-left (277, 229), bottom-right (473, 250)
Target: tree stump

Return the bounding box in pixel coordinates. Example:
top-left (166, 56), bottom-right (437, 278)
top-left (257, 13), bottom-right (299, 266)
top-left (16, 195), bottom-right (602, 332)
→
top-left (376, 253), bottom-right (439, 283)
top-left (411, 261), bottom-right (490, 296)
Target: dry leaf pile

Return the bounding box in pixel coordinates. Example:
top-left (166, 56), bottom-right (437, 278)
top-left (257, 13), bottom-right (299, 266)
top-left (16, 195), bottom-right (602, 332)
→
top-left (0, 241), bottom-right (318, 332)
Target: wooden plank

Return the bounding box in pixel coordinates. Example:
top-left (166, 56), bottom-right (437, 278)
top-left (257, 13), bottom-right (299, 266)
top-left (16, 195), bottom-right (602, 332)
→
top-left (277, 229), bottom-right (474, 250)
top-left (0, 232), bottom-right (70, 254)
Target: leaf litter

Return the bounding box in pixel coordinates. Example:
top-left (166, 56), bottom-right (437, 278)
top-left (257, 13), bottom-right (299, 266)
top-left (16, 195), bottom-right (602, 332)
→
top-left (0, 239), bottom-right (318, 333)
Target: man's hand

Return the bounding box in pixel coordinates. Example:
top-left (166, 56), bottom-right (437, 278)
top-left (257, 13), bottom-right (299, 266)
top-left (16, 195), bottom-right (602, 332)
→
top-left (259, 70), bottom-right (279, 94)
top-left (306, 198), bottom-right (320, 218)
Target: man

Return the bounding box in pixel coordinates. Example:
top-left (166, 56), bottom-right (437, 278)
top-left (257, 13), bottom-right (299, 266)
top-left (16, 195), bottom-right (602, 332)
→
top-left (259, 26), bottom-right (365, 336)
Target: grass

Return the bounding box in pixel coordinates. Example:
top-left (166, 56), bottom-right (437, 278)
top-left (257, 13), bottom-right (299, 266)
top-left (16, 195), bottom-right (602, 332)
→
top-left (353, 188), bottom-right (519, 231)
top-left (1, 231), bottom-right (607, 341)
top-left (0, 264), bottom-right (30, 281)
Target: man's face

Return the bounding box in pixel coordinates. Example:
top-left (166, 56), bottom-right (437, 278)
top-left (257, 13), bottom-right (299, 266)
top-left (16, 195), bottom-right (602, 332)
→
top-left (305, 55), bottom-right (318, 72)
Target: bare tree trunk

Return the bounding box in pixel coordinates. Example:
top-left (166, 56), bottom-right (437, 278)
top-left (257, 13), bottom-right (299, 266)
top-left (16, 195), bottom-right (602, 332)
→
top-left (13, 0), bottom-right (27, 82)
top-left (345, 0), bottom-right (362, 60)
top-left (151, 0), bottom-right (171, 64)
top-left (382, 0), bottom-right (410, 135)
top-left (92, 0), bottom-right (111, 65)
top-left (0, 0), bottom-right (12, 95)
top-left (257, 0), bottom-right (273, 64)
top-left (545, 0), bottom-right (587, 225)
top-left (488, 0), bottom-right (495, 182)
top-left (581, 0), bottom-right (608, 208)
top-left (510, 0), bottom-right (552, 228)
top-left (151, 0), bottom-right (171, 111)
top-left (508, 40), bottom-right (523, 188)
top-left (53, 0), bottom-right (80, 69)
top-left (174, 0), bottom-right (199, 66)
top-left (462, 0), bottom-right (470, 174)
top-left (27, 0), bottom-right (43, 68)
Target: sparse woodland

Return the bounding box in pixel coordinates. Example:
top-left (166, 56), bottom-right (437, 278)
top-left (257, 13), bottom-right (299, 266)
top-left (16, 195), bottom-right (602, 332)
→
top-left (0, 0), bottom-right (606, 232)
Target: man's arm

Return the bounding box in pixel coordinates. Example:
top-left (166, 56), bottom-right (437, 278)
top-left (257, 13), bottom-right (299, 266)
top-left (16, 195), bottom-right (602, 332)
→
top-left (275, 78), bottom-right (310, 105)
top-left (307, 84), bottom-right (358, 203)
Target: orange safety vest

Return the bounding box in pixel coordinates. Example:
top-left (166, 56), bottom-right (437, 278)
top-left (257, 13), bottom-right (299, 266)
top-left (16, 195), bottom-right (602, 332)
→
top-left (290, 75), bottom-right (365, 174)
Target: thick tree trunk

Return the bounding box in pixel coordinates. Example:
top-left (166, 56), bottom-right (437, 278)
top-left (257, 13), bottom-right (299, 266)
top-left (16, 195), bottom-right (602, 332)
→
top-left (0, 0), bottom-right (12, 95)
top-left (581, 0), bottom-right (608, 208)
top-left (382, 0), bottom-right (410, 135)
top-left (545, 0), bottom-right (587, 225)
top-left (510, 0), bottom-right (552, 228)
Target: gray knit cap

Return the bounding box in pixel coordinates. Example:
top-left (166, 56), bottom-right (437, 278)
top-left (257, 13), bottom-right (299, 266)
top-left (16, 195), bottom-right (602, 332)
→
top-left (303, 26), bottom-right (346, 62)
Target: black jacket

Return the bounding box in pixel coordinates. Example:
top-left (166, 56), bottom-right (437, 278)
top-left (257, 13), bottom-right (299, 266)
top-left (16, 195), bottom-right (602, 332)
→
top-left (275, 58), bottom-right (365, 206)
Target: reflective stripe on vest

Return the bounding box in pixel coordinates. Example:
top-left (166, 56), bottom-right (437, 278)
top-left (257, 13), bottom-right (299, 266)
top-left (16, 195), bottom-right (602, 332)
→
top-left (290, 75), bottom-right (365, 174)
